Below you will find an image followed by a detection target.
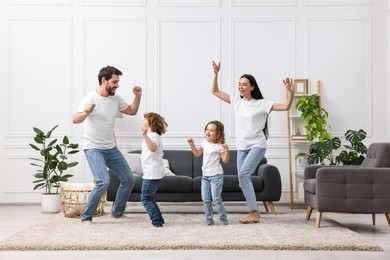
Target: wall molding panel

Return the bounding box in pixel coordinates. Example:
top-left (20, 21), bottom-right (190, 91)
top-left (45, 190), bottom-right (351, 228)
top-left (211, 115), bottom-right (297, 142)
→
top-left (5, 0), bottom-right (72, 6)
top-left (230, 17), bottom-right (295, 139)
top-left (305, 0), bottom-right (372, 6)
top-left (156, 0), bottom-right (221, 7)
top-left (5, 16), bottom-right (73, 139)
top-left (306, 16), bottom-right (373, 136)
top-left (81, 17), bottom-right (147, 139)
top-left (156, 18), bottom-right (221, 138)
top-left (230, 0), bottom-right (296, 6)
top-left (81, 0), bottom-right (146, 6)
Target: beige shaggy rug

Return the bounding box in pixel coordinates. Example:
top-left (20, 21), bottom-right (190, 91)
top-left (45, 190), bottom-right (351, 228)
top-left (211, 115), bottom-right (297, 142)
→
top-left (0, 212), bottom-right (382, 251)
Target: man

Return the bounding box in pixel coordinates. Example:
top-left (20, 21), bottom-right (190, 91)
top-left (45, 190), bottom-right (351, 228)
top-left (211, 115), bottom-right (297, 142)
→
top-left (73, 66), bottom-right (142, 223)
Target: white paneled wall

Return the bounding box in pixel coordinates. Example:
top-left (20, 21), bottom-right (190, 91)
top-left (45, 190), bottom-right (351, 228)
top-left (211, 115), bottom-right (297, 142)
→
top-left (0, 0), bottom-right (388, 203)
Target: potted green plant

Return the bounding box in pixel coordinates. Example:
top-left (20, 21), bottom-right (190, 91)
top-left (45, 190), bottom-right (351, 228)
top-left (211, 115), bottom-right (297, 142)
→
top-left (294, 94), bottom-right (332, 142)
top-left (29, 125), bottom-right (80, 213)
top-left (296, 129), bottom-right (367, 166)
top-left (294, 94), bottom-right (334, 164)
top-left (336, 129), bottom-right (367, 165)
top-left (294, 94), bottom-right (367, 166)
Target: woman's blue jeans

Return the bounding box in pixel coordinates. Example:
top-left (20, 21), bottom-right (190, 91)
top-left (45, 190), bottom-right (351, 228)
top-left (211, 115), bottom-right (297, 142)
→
top-left (201, 174), bottom-right (228, 225)
top-left (82, 147), bottom-right (134, 221)
top-left (141, 179), bottom-right (164, 227)
top-left (237, 147), bottom-right (266, 211)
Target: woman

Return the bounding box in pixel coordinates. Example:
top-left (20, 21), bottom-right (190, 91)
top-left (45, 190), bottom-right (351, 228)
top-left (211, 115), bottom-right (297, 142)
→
top-left (211, 61), bottom-right (295, 224)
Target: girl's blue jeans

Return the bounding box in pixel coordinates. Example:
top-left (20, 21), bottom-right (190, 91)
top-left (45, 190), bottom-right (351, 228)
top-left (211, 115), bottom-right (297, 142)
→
top-left (82, 147), bottom-right (134, 221)
top-left (201, 174), bottom-right (228, 225)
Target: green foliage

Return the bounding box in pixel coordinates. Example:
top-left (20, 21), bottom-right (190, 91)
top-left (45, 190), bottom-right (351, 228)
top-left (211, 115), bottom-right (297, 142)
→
top-left (295, 94), bottom-right (332, 142)
top-left (29, 125), bottom-right (80, 194)
top-left (335, 129), bottom-right (367, 165)
top-left (294, 94), bottom-right (367, 165)
top-left (296, 129), bottom-right (367, 166)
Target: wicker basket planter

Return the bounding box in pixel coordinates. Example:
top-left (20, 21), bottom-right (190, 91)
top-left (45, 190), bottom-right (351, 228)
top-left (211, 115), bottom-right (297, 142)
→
top-left (60, 182), bottom-right (106, 218)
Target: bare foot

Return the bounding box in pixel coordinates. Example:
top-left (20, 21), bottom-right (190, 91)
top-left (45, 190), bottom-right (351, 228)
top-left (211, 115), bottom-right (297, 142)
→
top-left (81, 220), bottom-right (93, 225)
top-left (111, 214), bottom-right (130, 219)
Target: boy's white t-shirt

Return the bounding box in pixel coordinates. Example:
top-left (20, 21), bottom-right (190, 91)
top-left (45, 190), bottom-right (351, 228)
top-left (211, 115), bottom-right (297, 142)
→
top-left (141, 132), bottom-right (165, 180)
top-left (77, 91), bottom-right (129, 150)
top-left (200, 140), bottom-right (224, 177)
top-left (230, 95), bottom-right (274, 150)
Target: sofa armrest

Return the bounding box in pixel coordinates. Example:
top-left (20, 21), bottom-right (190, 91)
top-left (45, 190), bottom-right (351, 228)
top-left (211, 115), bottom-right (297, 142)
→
top-left (256, 163), bottom-right (282, 200)
top-left (304, 165), bottom-right (326, 180)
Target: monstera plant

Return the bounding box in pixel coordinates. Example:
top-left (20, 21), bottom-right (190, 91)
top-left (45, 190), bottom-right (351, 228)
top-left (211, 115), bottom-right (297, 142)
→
top-left (296, 129), bottom-right (367, 166)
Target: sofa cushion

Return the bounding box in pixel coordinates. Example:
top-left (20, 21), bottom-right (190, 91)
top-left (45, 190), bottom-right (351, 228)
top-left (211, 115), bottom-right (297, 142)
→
top-left (162, 150), bottom-right (193, 178)
top-left (157, 175), bottom-right (193, 192)
top-left (193, 150), bottom-right (268, 178)
top-left (124, 154), bottom-right (142, 176)
top-left (132, 175), bottom-right (192, 193)
top-left (361, 143), bottom-right (390, 167)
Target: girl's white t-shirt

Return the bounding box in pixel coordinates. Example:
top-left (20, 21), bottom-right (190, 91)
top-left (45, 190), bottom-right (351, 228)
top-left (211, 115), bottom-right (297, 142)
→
top-left (77, 91), bottom-right (128, 150)
top-left (230, 95), bottom-right (273, 150)
top-left (141, 132), bottom-right (165, 180)
top-left (200, 140), bottom-right (224, 177)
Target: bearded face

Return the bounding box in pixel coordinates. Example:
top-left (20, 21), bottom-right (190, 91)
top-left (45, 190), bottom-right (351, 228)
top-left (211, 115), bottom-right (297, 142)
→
top-left (103, 74), bottom-right (120, 96)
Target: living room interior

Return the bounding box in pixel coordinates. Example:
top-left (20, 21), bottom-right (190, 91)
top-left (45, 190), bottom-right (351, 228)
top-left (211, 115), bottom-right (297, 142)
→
top-left (0, 0), bottom-right (389, 259)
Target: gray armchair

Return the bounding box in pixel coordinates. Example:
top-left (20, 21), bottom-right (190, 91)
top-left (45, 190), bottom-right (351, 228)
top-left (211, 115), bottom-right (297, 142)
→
top-left (303, 142), bottom-right (390, 228)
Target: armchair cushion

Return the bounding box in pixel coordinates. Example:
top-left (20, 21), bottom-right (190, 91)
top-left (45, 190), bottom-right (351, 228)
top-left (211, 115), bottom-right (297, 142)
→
top-left (361, 142), bottom-right (390, 167)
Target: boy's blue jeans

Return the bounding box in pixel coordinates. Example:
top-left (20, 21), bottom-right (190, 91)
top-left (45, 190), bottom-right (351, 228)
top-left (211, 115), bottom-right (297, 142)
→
top-left (82, 147), bottom-right (134, 222)
top-left (201, 174), bottom-right (228, 225)
top-left (141, 179), bottom-right (164, 227)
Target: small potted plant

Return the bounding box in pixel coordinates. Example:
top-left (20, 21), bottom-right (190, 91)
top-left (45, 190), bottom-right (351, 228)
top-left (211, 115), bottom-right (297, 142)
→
top-left (29, 125), bottom-right (79, 213)
top-left (294, 95), bottom-right (367, 166)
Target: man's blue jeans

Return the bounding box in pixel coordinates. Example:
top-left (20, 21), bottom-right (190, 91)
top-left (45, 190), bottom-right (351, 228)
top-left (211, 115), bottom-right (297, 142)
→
top-left (201, 174), bottom-right (228, 225)
top-left (141, 179), bottom-right (164, 227)
top-left (237, 147), bottom-right (266, 211)
top-left (82, 147), bottom-right (134, 221)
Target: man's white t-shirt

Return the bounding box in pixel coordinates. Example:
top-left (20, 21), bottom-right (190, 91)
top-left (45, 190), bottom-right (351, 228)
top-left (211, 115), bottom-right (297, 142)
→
top-left (230, 95), bottom-right (273, 150)
top-left (141, 132), bottom-right (165, 180)
top-left (200, 140), bottom-right (224, 177)
top-left (77, 91), bottom-right (128, 150)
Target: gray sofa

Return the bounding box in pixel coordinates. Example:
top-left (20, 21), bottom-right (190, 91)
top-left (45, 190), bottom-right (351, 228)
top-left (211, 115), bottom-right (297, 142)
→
top-left (303, 142), bottom-right (390, 228)
top-left (107, 150), bottom-right (282, 214)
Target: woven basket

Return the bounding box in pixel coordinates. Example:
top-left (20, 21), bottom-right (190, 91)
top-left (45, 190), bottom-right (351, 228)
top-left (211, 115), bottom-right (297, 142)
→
top-left (60, 182), bottom-right (106, 218)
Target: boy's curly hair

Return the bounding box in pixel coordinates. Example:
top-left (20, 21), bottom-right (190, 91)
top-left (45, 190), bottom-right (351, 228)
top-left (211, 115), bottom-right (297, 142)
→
top-left (144, 112), bottom-right (168, 135)
top-left (204, 120), bottom-right (225, 144)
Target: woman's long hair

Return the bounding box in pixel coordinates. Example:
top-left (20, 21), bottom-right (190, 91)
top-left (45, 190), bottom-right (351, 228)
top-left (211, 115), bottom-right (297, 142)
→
top-left (240, 74), bottom-right (269, 139)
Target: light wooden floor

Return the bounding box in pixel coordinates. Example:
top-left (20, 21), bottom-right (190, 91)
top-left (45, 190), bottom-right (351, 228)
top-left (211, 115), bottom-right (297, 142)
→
top-left (0, 201), bottom-right (389, 260)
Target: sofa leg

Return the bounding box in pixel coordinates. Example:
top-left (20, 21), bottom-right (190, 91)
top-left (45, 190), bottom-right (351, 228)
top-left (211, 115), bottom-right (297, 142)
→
top-left (372, 214), bottom-right (376, 225)
top-left (305, 206), bottom-right (313, 220)
top-left (385, 213), bottom-right (390, 227)
top-left (315, 211), bottom-right (322, 228)
top-left (263, 201), bottom-right (269, 213)
top-left (267, 201), bottom-right (276, 215)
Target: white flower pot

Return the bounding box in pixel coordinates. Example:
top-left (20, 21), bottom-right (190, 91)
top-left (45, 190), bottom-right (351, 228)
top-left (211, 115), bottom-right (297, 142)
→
top-left (298, 158), bottom-right (309, 168)
top-left (41, 193), bottom-right (61, 214)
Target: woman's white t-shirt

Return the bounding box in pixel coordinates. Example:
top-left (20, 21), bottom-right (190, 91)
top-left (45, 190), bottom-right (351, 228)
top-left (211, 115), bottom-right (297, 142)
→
top-left (200, 140), bottom-right (225, 177)
top-left (77, 91), bottom-right (128, 150)
top-left (230, 95), bottom-right (273, 150)
top-left (141, 132), bottom-right (165, 180)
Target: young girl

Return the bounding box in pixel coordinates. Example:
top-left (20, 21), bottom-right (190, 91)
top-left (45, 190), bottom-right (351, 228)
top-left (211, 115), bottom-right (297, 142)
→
top-left (140, 112), bottom-right (168, 228)
top-left (187, 120), bottom-right (229, 226)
